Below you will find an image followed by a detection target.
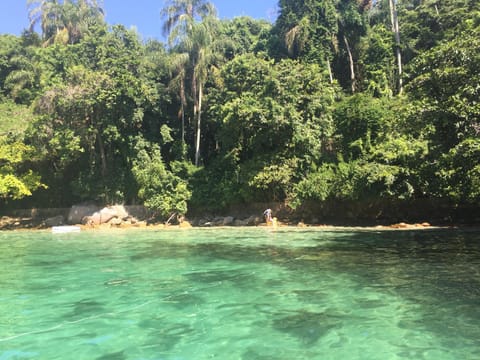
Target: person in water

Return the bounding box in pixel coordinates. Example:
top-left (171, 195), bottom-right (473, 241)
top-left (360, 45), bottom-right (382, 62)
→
top-left (263, 208), bottom-right (273, 223)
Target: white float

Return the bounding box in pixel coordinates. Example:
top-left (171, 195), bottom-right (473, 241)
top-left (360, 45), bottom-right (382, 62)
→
top-left (51, 225), bottom-right (81, 233)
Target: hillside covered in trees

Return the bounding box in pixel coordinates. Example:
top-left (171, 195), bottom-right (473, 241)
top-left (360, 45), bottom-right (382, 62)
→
top-left (1, 0), bottom-right (479, 224)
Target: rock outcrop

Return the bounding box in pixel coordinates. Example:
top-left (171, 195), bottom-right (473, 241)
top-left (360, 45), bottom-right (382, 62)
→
top-left (68, 204), bottom-right (99, 225)
top-left (81, 205), bottom-right (140, 227)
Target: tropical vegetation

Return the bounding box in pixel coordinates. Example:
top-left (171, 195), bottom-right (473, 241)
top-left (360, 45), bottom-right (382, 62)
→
top-left (0, 0), bottom-right (479, 221)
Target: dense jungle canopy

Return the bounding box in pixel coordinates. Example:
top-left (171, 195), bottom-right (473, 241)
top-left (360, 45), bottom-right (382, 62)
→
top-left (0, 0), bottom-right (479, 221)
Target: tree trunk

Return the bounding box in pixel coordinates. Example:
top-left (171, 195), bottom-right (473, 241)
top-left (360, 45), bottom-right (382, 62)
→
top-left (326, 57), bottom-right (333, 84)
top-left (93, 106), bottom-right (107, 178)
top-left (195, 82), bottom-right (203, 167)
top-left (181, 103), bottom-right (185, 146)
top-left (389, 0), bottom-right (403, 94)
top-left (343, 35), bottom-right (355, 93)
top-left (180, 80), bottom-right (186, 147)
top-left (96, 130), bottom-right (107, 178)
top-left (192, 69), bottom-right (199, 166)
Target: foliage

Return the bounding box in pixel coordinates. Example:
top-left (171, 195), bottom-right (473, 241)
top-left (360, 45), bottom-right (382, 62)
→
top-left (406, 24), bottom-right (480, 151)
top-left (161, 0), bottom-right (221, 166)
top-left (0, 100), bottom-right (36, 135)
top-left (132, 139), bottom-right (191, 218)
top-left (0, 33), bottom-right (41, 103)
top-left (27, 0), bottom-right (105, 46)
top-left (203, 53), bottom-right (338, 204)
top-left (0, 136), bottom-right (45, 200)
top-left (211, 54), bottom-right (337, 162)
top-left (292, 163), bottom-right (336, 206)
top-left (0, 0), bottom-right (479, 214)
top-left (272, 0), bottom-right (338, 62)
top-left (219, 17), bottom-right (272, 59)
top-left (436, 138), bottom-right (480, 202)
top-left (399, 0), bottom-right (480, 62)
top-left (22, 25), bottom-right (164, 205)
top-left (358, 24), bottom-right (395, 96)
top-left (333, 93), bottom-right (391, 159)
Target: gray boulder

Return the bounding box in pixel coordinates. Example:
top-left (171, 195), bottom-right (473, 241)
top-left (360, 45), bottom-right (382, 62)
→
top-left (44, 215), bottom-right (65, 227)
top-left (234, 219), bottom-right (248, 226)
top-left (68, 204), bottom-right (99, 224)
top-left (246, 215), bottom-right (262, 226)
top-left (84, 205), bottom-right (130, 225)
top-left (223, 216), bottom-right (235, 226)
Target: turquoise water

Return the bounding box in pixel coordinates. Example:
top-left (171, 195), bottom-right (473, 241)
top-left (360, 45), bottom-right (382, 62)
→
top-left (0, 228), bottom-right (479, 360)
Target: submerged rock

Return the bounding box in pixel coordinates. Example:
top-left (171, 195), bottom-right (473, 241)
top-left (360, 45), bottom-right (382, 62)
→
top-left (272, 310), bottom-right (340, 346)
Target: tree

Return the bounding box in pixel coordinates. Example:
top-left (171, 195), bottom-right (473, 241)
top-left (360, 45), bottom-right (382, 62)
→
top-left (333, 93), bottom-right (390, 160)
top-left (28, 25), bottom-right (163, 204)
top-left (437, 138), bottom-right (480, 202)
top-left (336, 0), bottom-right (369, 93)
top-left (1, 33), bottom-right (43, 104)
top-left (168, 51), bottom-right (189, 153)
top-left (161, 0), bottom-right (219, 166)
top-left (190, 19), bottom-right (221, 166)
top-left (274, 0), bottom-right (369, 92)
top-left (204, 54), bottom-right (337, 204)
top-left (398, 0), bottom-right (480, 64)
top-left (0, 35), bottom-right (22, 97)
top-left (219, 17), bottom-right (272, 59)
top-left (161, 0), bottom-right (214, 37)
top-left (0, 141), bottom-right (44, 200)
top-left (27, 0), bottom-right (104, 46)
top-left (358, 24), bottom-right (396, 96)
top-left (0, 129), bottom-right (45, 200)
top-left (388, 0), bottom-right (403, 93)
top-left (274, 0), bottom-right (338, 81)
top-left (406, 24), bottom-right (480, 151)
top-left (132, 138), bottom-right (191, 218)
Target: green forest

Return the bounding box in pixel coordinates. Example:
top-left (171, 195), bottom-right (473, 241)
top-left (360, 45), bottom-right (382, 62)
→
top-left (1, 0), bottom-right (479, 222)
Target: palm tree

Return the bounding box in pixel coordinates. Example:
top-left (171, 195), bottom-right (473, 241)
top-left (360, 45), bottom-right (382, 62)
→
top-left (4, 53), bottom-right (40, 103)
top-left (189, 19), bottom-right (219, 166)
top-left (161, 0), bottom-right (218, 166)
top-left (284, 14), bottom-right (336, 84)
top-left (27, 0), bottom-right (104, 45)
top-left (168, 51), bottom-right (190, 153)
top-left (336, 0), bottom-right (369, 93)
top-left (63, 0), bottom-right (105, 44)
top-left (388, 0), bottom-right (403, 94)
top-left (161, 0), bottom-right (214, 38)
top-left (27, 0), bottom-right (61, 44)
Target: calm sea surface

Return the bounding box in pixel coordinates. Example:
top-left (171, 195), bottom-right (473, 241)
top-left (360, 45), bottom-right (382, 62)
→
top-left (0, 227), bottom-right (479, 359)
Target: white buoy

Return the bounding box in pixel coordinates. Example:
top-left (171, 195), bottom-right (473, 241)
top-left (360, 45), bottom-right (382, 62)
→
top-left (51, 226), bottom-right (81, 233)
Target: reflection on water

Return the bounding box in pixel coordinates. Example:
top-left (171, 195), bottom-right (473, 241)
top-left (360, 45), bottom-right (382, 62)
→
top-left (0, 228), bottom-right (479, 359)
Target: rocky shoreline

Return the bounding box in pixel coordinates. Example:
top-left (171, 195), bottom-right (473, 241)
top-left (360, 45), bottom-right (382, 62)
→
top-left (2, 199), bottom-right (479, 232)
top-left (0, 214), bottom-right (441, 231)
top-left (7, 200), bottom-right (480, 232)
top-left (0, 204), bottom-right (441, 232)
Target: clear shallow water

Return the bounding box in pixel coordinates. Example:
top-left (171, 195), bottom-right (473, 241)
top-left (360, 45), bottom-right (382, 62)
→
top-left (0, 228), bottom-right (479, 360)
